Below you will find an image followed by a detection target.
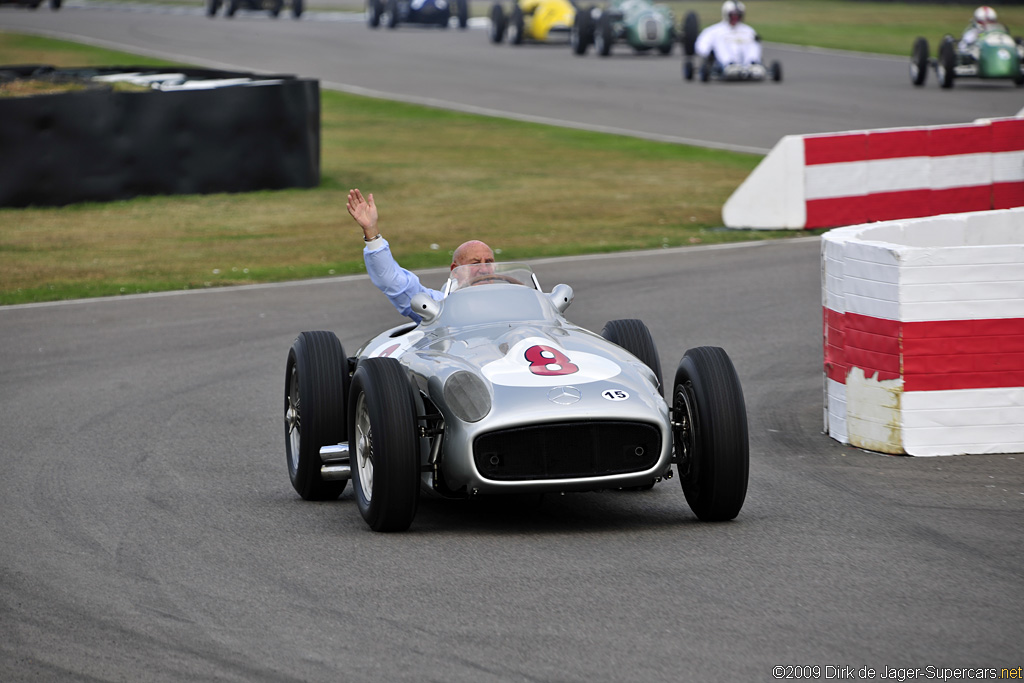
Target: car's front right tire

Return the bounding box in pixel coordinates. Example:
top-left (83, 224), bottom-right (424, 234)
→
top-left (349, 358), bottom-right (421, 532)
top-left (672, 346), bottom-right (748, 522)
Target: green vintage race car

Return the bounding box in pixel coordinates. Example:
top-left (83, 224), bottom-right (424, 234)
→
top-left (911, 24), bottom-right (1024, 88)
top-left (571, 0), bottom-right (676, 57)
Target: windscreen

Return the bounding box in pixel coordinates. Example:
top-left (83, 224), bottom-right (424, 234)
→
top-left (446, 262), bottom-right (539, 294)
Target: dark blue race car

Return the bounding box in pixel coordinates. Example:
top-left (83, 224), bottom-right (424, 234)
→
top-left (367, 0), bottom-right (469, 28)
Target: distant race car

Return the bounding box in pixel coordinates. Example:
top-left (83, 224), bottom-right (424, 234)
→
top-left (283, 263), bottom-right (750, 532)
top-left (207, 0), bottom-right (303, 18)
top-left (367, 0), bottom-right (469, 28)
top-left (489, 0), bottom-right (576, 44)
top-left (0, 0), bottom-right (61, 9)
top-left (680, 10), bottom-right (781, 83)
top-left (571, 0), bottom-right (676, 57)
top-left (910, 25), bottom-right (1024, 88)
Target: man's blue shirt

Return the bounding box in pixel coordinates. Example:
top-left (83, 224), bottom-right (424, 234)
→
top-left (364, 237), bottom-right (444, 323)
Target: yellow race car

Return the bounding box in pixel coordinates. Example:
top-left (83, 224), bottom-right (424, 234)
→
top-left (489, 0), bottom-right (576, 44)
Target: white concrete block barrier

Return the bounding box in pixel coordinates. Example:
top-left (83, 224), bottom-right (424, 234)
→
top-left (724, 116), bottom-right (1024, 230)
top-left (821, 207), bottom-right (1024, 456)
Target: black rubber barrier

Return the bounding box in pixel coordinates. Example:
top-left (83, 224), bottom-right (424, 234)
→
top-left (0, 65), bottom-right (320, 207)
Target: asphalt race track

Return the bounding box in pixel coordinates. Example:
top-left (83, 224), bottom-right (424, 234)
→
top-left (3, 241), bottom-right (1022, 680)
top-left (2, 5), bottom-right (1023, 681)
top-left (2, 2), bottom-right (1024, 152)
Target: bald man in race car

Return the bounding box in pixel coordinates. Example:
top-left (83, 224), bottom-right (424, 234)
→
top-left (347, 188), bottom-right (495, 323)
top-left (694, 0), bottom-right (762, 68)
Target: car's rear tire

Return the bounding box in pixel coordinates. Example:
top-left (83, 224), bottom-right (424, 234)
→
top-left (600, 319), bottom-right (663, 391)
top-left (367, 0), bottom-right (381, 26)
top-left (910, 36), bottom-right (929, 86)
top-left (489, 3), bottom-right (507, 43)
top-left (682, 11), bottom-right (699, 57)
top-left (571, 8), bottom-right (594, 55)
top-left (349, 358), bottom-right (421, 532)
top-left (595, 14), bottom-right (614, 56)
top-left (937, 36), bottom-right (956, 88)
top-left (509, 5), bottom-right (525, 45)
top-left (285, 331), bottom-right (349, 501)
top-left (672, 346), bottom-right (748, 522)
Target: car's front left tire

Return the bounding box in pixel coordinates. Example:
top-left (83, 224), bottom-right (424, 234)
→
top-left (600, 319), bottom-right (663, 390)
top-left (349, 358), bottom-right (421, 532)
top-left (285, 331), bottom-right (349, 501)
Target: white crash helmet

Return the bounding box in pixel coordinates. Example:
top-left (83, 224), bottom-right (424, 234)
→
top-left (973, 5), bottom-right (997, 27)
top-left (722, 0), bottom-right (745, 24)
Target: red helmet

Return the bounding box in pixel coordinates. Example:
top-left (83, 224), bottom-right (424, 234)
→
top-left (973, 5), bottom-right (997, 28)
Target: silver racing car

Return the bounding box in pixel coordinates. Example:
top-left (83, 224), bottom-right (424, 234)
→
top-left (284, 263), bottom-right (748, 532)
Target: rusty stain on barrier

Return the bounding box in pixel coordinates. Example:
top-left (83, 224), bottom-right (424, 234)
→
top-left (845, 367), bottom-right (905, 455)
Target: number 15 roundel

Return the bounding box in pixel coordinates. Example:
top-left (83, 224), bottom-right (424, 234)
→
top-left (482, 337), bottom-right (621, 387)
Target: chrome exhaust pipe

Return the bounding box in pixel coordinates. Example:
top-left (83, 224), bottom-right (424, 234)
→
top-left (320, 443), bottom-right (350, 481)
top-left (321, 463), bottom-right (351, 481)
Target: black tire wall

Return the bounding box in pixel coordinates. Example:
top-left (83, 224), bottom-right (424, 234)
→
top-left (0, 66), bottom-right (320, 207)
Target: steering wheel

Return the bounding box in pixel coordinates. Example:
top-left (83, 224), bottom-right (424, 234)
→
top-left (467, 273), bottom-right (524, 287)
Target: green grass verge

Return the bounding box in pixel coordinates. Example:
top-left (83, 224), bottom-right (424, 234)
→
top-left (0, 31), bottom-right (814, 305)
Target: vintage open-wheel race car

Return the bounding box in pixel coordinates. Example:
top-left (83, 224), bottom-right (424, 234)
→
top-left (283, 262), bottom-right (749, 532)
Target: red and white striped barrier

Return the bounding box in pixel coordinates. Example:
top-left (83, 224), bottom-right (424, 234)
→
top-left (724, 116), bottom-right (1024, 229)
top-left (822, 207), bottom-right (1024, 456)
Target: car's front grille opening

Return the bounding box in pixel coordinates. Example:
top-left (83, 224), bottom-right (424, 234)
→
top-left (474, 421), bottom-right (661, 481)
